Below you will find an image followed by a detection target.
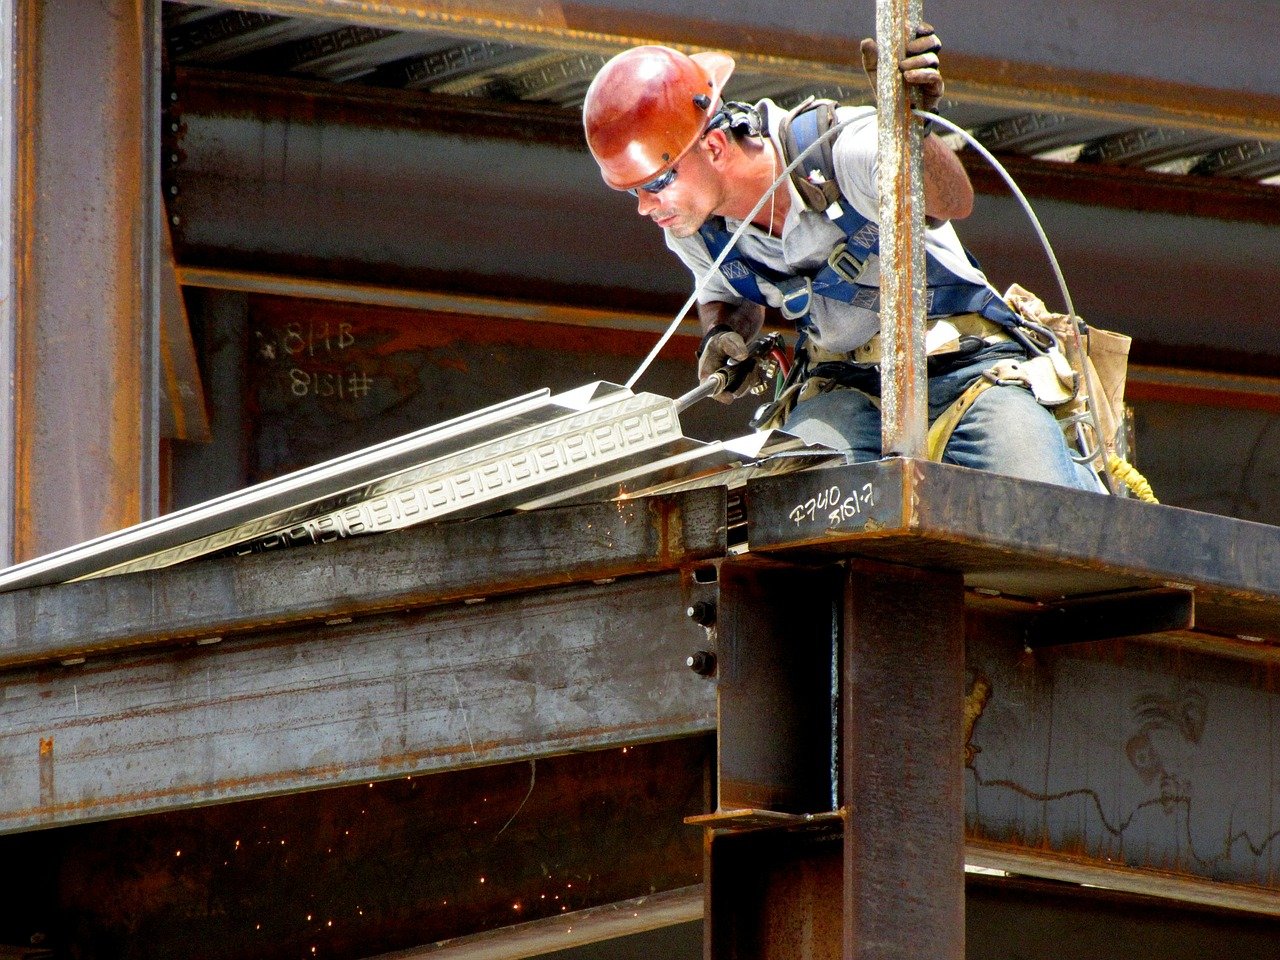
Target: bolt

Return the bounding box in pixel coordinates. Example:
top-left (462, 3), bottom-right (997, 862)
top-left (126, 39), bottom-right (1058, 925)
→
top-left (686, 599), bottom-right (716, 626)
top-left (686, 651), bottom-right (716, 677)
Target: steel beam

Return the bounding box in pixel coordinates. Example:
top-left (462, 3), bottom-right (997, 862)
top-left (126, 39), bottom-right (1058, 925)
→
top-left (715, 563), bottom-right (841, 814)
top-left (191, 0), bottom-right (1280, 138)
top-left (746, 458), bottom-right (1280, 641)
top-left (1, 0), bottom-right (161, 562)
top-left (0, 739), bottom-right (712, 956)
top-left (960, 152), bottom-right (1280, 228)
top-left (401, 886), bottom-right (702, 959)
top-left (0, 572), bottom-right (716, 834)
top-left (963, 608), bottom-right (1280, 912)
top-left (843, 560), bottom-right (966, 959)
top-left (0, 487), bottom-right (725, 670)
top-left (168, 70), bottom-right (1280, 368)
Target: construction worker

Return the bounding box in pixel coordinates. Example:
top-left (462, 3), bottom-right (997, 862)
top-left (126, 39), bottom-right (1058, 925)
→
top-left (582, 30), bottom-right (1101, 490)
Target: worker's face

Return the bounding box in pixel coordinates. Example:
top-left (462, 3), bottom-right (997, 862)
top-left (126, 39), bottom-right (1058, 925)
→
top-left (631, 143), bottom-right (723, 239)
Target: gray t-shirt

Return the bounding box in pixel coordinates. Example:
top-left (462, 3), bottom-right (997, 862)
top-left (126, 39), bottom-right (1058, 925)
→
top-left (666, 100), bottom-right (998, 354)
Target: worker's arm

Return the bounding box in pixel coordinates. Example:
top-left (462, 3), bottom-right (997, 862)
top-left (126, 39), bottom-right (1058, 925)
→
top-left (696, 301), bottom-right (766, 403)
top-left (922, 134), bottom-right (974, 221)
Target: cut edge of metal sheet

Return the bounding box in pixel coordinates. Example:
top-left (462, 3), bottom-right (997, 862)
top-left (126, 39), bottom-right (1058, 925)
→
top-left (966, 839), bottom-right (1280, 918)
top-left (518, 429), bottom-right (839, 511)
top-left (383, 885), bottom-right (704, 960)
top-left (0, 384), bottom-right (567, 591)
top-left (181, 390), bottom-right (688, 567)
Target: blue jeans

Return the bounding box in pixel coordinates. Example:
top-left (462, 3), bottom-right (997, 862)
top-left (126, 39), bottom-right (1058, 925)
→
top-left (782, 345), bottom-right (1102, 491)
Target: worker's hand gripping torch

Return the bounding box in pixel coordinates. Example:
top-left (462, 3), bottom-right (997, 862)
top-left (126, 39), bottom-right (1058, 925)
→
top-left (674, 333), bottom-right (789, 413)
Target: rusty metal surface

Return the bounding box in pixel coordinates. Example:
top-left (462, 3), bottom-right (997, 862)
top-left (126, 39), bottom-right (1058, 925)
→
top-left (965, 610), bottom-right (1280, 898)
top-left (0, 573), bottom-right (715, 834)
top-left (0, 488), bottom-right (724, 672)
top-left (843, 560), bottom-right (966, 960)
top-left (716, 563), bottom-right (841, 814)
top-left (0, 739), bottom-right (710, 958)
top-left (9, 0), bottom-right (160, 560)
top-left (167, 67), bottom-right (1280, 381)
top-left (158, 216), bottom-right (211, 442)
top-left (186, 0), bottom-right (1280, 115)
top-left (874, 0), bottom-right (928, 459)
top-left (745, 459), bottom-right (1280, 641)
top-left (1023, 587), bottom-right (1195, 649)
top-left (0, 1), bottom-right (16, 566)
top-left (406, 886), bottom-right (702, 958)
top-left (708, 827), bottom-right (843, 960)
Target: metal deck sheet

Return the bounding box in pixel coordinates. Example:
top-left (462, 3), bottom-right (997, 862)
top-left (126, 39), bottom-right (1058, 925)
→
top-left (0, 382), bottom-right (832, 592)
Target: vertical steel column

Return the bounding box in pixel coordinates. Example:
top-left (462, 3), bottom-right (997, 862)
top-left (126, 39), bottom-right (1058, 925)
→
top-left (0, 0), bottom-right (160, 563)
top-left (842, 559), bottom-right (965, 960)
top-left (875, 0), bottom-right (928, 458)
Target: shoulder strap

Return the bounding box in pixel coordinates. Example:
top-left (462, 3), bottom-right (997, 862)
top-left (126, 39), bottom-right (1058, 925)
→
top-left (697, 218), bottom-right (775, 306)
top-left (778, 96), bottom-right (842, 214)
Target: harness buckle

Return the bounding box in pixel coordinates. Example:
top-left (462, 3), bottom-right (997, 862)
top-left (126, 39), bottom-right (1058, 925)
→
top-left (778, 277), bottom-right (813, 321)
top-left (826, 243), bottom-right (865, 284)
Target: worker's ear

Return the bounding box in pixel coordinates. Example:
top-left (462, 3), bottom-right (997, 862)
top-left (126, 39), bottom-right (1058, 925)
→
top-left (702, 128), bottom-right (731, 168)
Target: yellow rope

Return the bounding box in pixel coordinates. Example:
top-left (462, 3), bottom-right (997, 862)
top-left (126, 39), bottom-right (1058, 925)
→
top-left (1107, 454), bottom-right (1158, 503)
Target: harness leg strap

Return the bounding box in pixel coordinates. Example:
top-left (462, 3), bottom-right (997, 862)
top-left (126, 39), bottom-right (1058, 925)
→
top-left (925, 377), bottom-right (995, 463)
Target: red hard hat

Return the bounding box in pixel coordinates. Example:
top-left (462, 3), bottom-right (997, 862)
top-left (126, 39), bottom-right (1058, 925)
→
top-left (583, 45), bottom-right (735, 191)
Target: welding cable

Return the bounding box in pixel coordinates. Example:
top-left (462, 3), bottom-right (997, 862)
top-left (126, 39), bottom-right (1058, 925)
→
top-left (624, 118), bottom-right (859, 389)
top-left (916, 110), bottom-right (1120, 494)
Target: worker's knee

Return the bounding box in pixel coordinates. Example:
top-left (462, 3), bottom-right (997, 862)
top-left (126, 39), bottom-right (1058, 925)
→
top-left (782, 388), bottom-right (882, 463)
top-left (942, 384), bottom-right (1100, 491)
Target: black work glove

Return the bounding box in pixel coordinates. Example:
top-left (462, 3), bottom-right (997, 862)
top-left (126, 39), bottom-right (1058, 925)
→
top-left (696, 328), bottom-right (760, 405)
top-left (860, 23), bottom-right (944, 114)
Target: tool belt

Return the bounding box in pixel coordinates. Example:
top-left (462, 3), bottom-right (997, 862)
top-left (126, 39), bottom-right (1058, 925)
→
top-left (754, 314), bottom-right (1015, 430)
top-left (803, 313), bottom-right (1011, 367)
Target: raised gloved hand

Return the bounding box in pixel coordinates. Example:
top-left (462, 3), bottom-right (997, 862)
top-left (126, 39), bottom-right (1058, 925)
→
top-left (696, 326), bottom-right (760, 404)
top-left (860, 23), bottom-right (944, 114)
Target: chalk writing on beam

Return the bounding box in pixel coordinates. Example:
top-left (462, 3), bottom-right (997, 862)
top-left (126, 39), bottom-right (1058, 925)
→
top-left (288, 368), bottom-right (374, 401)
top-left (282, 321), bottom-right (356, 357)
top-left (787, 482), bottom-right (877, 527)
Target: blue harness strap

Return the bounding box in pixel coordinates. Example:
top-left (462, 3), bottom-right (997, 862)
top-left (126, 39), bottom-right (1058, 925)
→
top-left (696, 103), bottom-right (1022, 331)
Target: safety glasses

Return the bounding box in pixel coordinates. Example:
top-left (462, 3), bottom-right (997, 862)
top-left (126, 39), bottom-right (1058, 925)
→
top-left (627, 163), bottom-right (679, 197)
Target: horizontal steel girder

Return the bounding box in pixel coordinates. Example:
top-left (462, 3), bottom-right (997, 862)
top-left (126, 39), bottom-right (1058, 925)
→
top-left (964, 611), bottom-right (1280, 912)
top-left (189, 0), bottom-right (1280, 137)
top-left (0, 488), bottom-right (726, 671)
top-left (746, 457), bottom-right (1280, 641)
top-left (169, 70), bottom-right (1280, 361)
top-left (0, 572), bottom-right (717, 834)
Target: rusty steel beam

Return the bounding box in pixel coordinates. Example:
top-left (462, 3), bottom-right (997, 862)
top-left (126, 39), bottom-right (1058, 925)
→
top-left (159, 215), bottom-right (211, 442)
top-left (875, 0), bottom-right (929, 459)
top-left (0, 739), bottom-right (711, 958)
top-left (166, 69), bottom-right (1280, 372)
top-left (189, 0), bottom-right (1280, 140)
top-left (715, 563), bottom-right (841, 814)
top-left (746, 458), bottom-right (1280, 642)
top-left (843, 560), bottom-right (966, 959)
top-left (961, 152), bottom-right (1280, 228)
top-left (963, 608), bottom-right (1280, 913)
top-left (2, 0), bottom-right (161, 562)
top-left (737, 459), bottom-right (1280, 910)
top-left (0, 572), bottom-right (716, 834)
top-left (0, 487), bottom-right (725, 672)
top-left (402, 886), bottom-right (702, 959)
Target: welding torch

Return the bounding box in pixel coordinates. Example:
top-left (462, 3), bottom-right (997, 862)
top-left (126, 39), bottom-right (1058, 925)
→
top-left (674, 333), bottom-right (790, 413)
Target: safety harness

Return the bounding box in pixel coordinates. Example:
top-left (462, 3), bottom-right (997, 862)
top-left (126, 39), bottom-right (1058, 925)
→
top-left (695, 98), bottom-right (1027, 355)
